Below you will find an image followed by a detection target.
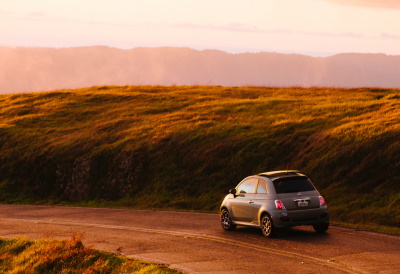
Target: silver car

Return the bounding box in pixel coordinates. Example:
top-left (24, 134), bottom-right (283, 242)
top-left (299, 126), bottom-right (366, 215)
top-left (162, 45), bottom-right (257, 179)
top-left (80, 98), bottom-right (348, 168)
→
top-left (220, 170), bottom-right (329, 237)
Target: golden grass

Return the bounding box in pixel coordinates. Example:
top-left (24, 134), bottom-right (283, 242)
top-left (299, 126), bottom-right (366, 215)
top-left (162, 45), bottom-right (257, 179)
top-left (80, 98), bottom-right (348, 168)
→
top-left (0, 86), bottom-right (399, 228)
top-left (0, 236), bottom-right (182, 273)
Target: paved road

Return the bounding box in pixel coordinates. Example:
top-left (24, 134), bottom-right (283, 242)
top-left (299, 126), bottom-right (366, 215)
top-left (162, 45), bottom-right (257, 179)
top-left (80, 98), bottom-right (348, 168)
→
top-left (0, 205), bottom-right (399, 273)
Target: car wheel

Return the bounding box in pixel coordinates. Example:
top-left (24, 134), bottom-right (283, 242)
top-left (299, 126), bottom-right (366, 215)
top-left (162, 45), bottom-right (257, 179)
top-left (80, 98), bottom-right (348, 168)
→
top-left (313, 222), bottom-right (329, 233)
top-left (221, 209), bottom-right (236, 231)
top-left (261, 214), bottom-right (276, 237)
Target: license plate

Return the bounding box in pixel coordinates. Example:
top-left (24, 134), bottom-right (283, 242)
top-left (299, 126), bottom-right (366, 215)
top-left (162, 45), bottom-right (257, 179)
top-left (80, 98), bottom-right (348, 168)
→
top-left (297, 201), bottom-right (309, 207)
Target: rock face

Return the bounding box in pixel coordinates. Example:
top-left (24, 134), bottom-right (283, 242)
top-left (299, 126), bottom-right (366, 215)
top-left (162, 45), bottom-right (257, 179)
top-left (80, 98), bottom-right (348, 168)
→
top-left (103, 151), bottom-right (146, 200)
top-left (58, 157), bottom-right (95, 202)
top-left (53, 151), bottom-right (146, 202)
top-left (1, 46), bottom-right (399, 94)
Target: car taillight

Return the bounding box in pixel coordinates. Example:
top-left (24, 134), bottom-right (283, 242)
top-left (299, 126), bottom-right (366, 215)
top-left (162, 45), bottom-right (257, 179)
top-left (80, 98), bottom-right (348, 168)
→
top-left (319, 196), bottom-right (326, 207)
top-left (275, 200), bottom-right (286, 210)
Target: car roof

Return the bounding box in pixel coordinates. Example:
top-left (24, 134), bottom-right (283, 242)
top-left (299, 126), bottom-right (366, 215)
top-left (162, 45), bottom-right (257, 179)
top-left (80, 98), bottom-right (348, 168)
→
top-left (256, 170), bottom-right (307, 180)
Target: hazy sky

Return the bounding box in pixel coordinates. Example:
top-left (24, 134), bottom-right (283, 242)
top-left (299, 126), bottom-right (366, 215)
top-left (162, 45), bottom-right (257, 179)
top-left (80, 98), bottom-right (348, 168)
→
top-left (1, 0), bottom-right (399, 56)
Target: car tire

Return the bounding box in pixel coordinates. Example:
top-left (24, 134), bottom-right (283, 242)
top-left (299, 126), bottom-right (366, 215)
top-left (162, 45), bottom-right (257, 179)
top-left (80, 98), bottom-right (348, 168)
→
top-left (261, 214), bottom-right (276, 237)
top-left (221, 209), bottom-right (236, 231)
top-left (313, 222), bottom-right (329, 233)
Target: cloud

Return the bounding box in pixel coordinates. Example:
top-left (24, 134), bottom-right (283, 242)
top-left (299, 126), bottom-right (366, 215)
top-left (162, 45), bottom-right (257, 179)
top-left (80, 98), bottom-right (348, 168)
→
top-left (173, 23), bottom-right (265, 34)
top-left (1, 10), bottom-right (48, 21)
top-left (26, 11), bottom-right (47, 18)
top-left (7, 10), bottom-right (129, 28)
top-left (173, 22), bottom-right (365, 39)
top-left (0, 10), bottom-right (15, 17)
top-left (324, 0), bottom-right (400, 9)
top-left (380, 32), bottom-right (400, 39)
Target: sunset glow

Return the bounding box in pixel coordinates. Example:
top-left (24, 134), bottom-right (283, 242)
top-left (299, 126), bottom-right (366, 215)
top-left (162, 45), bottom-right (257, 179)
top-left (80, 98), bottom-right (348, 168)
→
top-left (1, 0), bottom-right (399, 56)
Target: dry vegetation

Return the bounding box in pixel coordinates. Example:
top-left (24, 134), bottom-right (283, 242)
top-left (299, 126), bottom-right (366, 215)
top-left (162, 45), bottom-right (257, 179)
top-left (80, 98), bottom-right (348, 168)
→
top-left (0, 86), bottom-right (399, 231)
top-left (0, 236), bottom-right (181, 273)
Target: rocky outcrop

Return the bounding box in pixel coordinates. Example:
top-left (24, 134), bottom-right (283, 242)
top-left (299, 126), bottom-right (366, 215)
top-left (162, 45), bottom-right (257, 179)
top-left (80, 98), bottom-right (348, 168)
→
top-left (103, 151), bottom-right (146, 200)
top-left (54, 151), bottom-right (147, 202)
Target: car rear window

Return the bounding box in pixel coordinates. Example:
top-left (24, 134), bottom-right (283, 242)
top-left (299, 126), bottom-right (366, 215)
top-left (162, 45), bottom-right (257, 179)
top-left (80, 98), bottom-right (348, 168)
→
top-left (273, 177), bottom-right (316, 194)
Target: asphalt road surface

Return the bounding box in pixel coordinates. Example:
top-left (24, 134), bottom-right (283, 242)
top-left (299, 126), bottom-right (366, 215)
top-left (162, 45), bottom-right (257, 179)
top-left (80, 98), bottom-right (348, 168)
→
top-left (0, 205), bottom-right (399, 273)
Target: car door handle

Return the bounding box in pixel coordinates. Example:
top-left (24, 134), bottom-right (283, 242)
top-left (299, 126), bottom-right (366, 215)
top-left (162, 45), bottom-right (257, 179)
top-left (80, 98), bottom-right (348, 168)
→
top-left (249, 201), bottom-right (254, 204)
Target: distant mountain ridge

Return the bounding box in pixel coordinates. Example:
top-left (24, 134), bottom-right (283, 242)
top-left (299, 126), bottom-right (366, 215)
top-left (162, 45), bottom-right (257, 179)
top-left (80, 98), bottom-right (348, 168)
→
top-left (1, 46), bottom-right (399, 93)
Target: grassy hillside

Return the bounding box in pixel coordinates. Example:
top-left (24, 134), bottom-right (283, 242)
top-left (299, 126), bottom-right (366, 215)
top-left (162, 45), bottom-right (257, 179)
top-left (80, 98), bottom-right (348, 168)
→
top-left (0, 86), bottom-right (399, 229)
top-left (0, 236), bottom-right (181, 273)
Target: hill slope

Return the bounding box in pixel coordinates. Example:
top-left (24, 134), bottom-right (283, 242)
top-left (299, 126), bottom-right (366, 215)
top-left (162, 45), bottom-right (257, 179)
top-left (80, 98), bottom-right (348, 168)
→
top-left (1, 46), bottom-right (400, 94)
top-left (0, 86), bottom-right (399, 228)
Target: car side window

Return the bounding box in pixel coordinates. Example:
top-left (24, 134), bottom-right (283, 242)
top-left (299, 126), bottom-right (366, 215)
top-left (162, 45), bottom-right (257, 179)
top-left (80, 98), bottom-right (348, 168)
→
top-left (237, 178), bottom-right (258, 194)
top-left (256, 179), bottom-right (267, 194)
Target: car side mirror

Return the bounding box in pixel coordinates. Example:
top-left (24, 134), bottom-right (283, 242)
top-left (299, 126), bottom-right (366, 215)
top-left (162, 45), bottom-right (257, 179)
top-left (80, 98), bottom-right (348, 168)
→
top-left (229, 188), bottom-right (236, 197)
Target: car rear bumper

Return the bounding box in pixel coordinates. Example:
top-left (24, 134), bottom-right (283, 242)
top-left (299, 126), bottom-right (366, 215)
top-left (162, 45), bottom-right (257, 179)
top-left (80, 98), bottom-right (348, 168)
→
top-left (271, 207), bottom-right (329, 228)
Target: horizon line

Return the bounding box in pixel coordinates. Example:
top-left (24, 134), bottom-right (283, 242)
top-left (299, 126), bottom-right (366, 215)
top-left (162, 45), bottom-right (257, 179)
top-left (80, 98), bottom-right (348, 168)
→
top-left (1, 44), bottom-right (399, 58)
